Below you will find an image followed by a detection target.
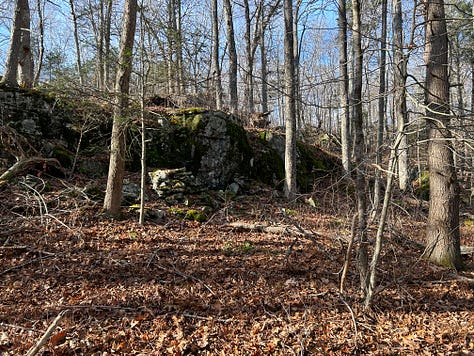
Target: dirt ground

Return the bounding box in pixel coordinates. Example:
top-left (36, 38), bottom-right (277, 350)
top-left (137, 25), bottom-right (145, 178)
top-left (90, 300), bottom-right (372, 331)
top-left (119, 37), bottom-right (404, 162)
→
top-left (1, 173), bottom-right (473, 355)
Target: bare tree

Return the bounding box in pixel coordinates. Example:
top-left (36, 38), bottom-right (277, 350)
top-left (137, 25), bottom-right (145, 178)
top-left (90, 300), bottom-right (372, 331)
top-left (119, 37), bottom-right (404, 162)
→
top-left (103, 0), bottom-right (138, 217)
top-left (283, 0), bottom-right (297, 200)
top-left (1, 0), bottom-right (31, 87)
top-left (373, 0), bottom-right (388, 213)
top-left (211, 0), bottom-right (223, 109)
top-left (223, 0), bottom-right (238, 114)
top-left (69, 0), bottom-right (84, 85)
top-left (33, 0), bottom-right (44, 86)
top-left (393, 0), bottom-right (409, 191)
top-left (351, 0), bottom-right (369, 293)
top-left (338, 0), bottom-right (350, 176)
top-left (423, 0), bottom-right (462, 269)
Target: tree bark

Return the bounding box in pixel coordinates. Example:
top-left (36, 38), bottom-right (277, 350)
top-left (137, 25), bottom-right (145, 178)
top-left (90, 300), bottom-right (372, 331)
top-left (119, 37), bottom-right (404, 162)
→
top-left (351, 0), bottom-right (368, 294)
top-left (283, 0), bottom-right (297, 200)
top-left (33, 0), bottom-right (44, 86)
top-left (393, 0), bottom-right (409, 191)
top-left (211, 0), bottom-right (223, 110)
top-left (103, 0), bottom-right (137, 217)
top-left (338, 0), bottom-right (350, 176)
top-left (373, 0), bottom-right (387, 213)
top-left (423, 0), bottom-right (462, 270)
top-left (17, 0), bottom-right (33, 88)
top-left (223, 0), bottom-right (238, 114)
top-left (260, 6), bottom-right (268, 113)
top-left (69, 0), bottom-right (84, 85)
top-left (243, 0), bottom-right (254, 114)
top-left (1, 0), bottom-right (27, 87)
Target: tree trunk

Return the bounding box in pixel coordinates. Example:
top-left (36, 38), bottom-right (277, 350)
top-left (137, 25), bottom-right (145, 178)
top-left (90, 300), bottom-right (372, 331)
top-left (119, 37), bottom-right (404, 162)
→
top-left (1, 0), bottom-right (26, 87)
top-left (243, 0), bottom-right (253, 114)
top-left (223, 0), bottom-right (238, 115)
top-left (351, 0), bottom-right (369, 294)
top-left (211, 0), bottom-right (223, 109)
top-left (293, 0), bottom-right (302, 130)
top-left (373, 0), bottom-right (387, 213)
top-left (175, 0), bottom-right (184, 95)
top-left (283, 0), bottom-right (297, 200)
top-left (423, 0), bottom-right (462, 270)
top-left (33, 0), bottom-right (44, 86)
top-left (69, 0), bottom-right (84, 85)
top-left (103, 0), bottom-right (113, 88)
top-left (260, 6), bottom-right (268, 114)
top-left (338, 0), bottom-right (350, 176)
top-left (17, 0), bottom-right (33, 88)
top-left (393, 0), bottom-right (409, 191)
top-left (103, 0), bottom-right (137, 217)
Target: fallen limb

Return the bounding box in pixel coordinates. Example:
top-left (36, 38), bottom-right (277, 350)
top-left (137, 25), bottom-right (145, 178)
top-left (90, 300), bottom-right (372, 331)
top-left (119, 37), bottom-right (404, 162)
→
top-left (227, 221), bottom-right (323, 238)
top-left (0, 157), bottom-right (62, 188)
top-left (26, 309), bottom-right (68, 356)
top-left (0, 254), bottom-right (56, 276)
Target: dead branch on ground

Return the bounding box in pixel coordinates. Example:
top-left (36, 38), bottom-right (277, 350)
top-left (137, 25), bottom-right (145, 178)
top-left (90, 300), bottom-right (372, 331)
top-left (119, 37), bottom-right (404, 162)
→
top-left (0, 157), bottom-right (62, 188)
top-left (26, 309), bottom-right (68, 356)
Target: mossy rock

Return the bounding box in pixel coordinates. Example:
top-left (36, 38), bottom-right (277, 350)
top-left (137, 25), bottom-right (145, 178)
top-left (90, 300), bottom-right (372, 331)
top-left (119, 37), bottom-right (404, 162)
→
top-left (185, 209), bottom-right (206, 222)
top-left (248, 129), bottom-right (340, 192)
top-left (413, 170), bottom-right (430, 201)
top-left (51, 145), bottom-right (74, 168)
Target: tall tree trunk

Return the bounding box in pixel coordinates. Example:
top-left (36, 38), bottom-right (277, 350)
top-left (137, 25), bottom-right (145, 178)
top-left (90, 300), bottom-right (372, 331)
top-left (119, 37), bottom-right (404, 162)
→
top-left (69, 0), bottom-right (84, 85)
top-left (260, 7), bottom-right (268, 113)
top-left (352, 0), bottom-right (368, 294)
top-left (283, 0), bottom-right (297, 200)
top-left (17, 0), bottom-right (33, 88)
top-left (373, 0), bottom-right (387, 213)
top-left (211, 0), bottom-right (223, 109)
top-left (423, 0), bottom-right (462, 269)
top-left (393, 0), bottom-right (409, 191)
top-left (176, 0), bottom-right (184, 95)
top-left (166, 0), bottom-right (175, 94)
top-left (98, 0), bottom-right (105, 89)
top-left (338, 0), bottom-right (350, 176)
top-left (103, 0), bottom-right (138, 217)
top-left (243, 0), bottom-right (253, 114)
top-left (34, 0), bottom-right (44, 86)
top-left (103, 0), bottom-right (113, 88)
top-left (293, 0), bottom-right (302, 130)
top-left (471, 64), bottom-right (474, 204)
top-left (1, 0), bottom-right (25, 87)
top-left (223, 0), bottom-right (238, 114)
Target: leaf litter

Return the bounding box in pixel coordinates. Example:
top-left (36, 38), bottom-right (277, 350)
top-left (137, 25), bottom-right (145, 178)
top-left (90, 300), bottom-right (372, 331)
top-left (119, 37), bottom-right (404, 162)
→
top-left (0, 174), bottom-right (473, 355)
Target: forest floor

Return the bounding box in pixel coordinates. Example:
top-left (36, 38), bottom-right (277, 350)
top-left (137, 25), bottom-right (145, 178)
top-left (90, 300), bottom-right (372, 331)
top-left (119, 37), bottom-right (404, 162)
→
top-left (0, 172), bottom-right (474, 355)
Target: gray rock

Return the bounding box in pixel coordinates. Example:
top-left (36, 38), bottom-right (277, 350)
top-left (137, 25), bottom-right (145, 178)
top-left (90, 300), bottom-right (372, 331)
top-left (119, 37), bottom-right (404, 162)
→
top-left (122, 181), bottom-right (142, 205)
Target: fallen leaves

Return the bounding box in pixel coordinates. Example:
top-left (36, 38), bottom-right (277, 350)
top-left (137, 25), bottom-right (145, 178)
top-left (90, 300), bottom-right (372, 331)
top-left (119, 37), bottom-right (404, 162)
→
top-left (0, 176), bottom-right (473, 355)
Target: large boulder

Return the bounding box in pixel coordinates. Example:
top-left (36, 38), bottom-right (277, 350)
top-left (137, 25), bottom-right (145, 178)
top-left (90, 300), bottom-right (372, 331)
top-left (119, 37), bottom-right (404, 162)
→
top-left (144, 108), bottom-right (252, 190)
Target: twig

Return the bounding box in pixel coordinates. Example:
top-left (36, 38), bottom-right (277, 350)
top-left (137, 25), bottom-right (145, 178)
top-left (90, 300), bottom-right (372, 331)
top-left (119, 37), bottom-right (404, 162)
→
top-left (0, 322), bottom-right (41, 333)
top-left (26, 309), bottom-right (68, 356)
top-left (338, 293), bottom-right (358, 350)
top-left (227, 221), bottom-right (324, 238)
top-left (0, 254), bottom-right (56, 276)
top-left (339, 213), bottom-right (358, 293)
top-left (182, 314), bottom-right (233, 323)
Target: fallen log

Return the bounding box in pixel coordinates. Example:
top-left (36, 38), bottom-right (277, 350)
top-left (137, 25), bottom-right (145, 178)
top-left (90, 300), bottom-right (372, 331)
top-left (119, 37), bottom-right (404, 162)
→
top-left (0, 157), bottom-right (62, 188)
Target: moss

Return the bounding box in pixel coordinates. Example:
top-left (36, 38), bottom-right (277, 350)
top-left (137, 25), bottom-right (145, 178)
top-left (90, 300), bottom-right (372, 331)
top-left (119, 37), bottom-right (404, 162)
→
top-left (464, 219), bottom-right (474, 227)
top-left (168, 207), bottom-right (185, 216)
top-left (170, 108), bottom-right (206, 132)
top-left (52, 145), bottom-right (74, 168)
top-left (413, 170), bottom-right (430, 201)
top-left (185, 209), bottom-right (206, 222)
top-left (252, 147), bottom-right (285, 188)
